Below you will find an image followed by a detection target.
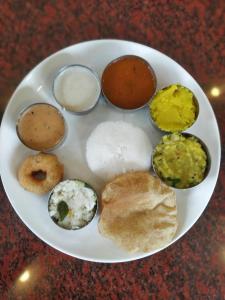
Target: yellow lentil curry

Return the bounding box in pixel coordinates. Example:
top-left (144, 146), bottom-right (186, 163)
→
top-left (153, 133), bottom-right (207, 188)
top-left (150, 84), bottom-right (197, 132)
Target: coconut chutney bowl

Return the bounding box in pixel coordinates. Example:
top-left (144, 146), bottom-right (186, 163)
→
top-left (48, 179), bottom-right (98, 230)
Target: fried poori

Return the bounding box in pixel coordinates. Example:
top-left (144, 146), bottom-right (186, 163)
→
top-left (98, 171), bottom-right (178, 253)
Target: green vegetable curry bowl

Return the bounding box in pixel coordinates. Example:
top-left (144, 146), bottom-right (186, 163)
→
top-left (152, 133), bottom-right (211, 189)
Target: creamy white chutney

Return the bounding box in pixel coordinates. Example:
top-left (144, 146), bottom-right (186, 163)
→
top-left (53, 65), bottom-right (101, 113)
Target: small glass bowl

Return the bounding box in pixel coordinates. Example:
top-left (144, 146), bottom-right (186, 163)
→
top-left (48, 179), bottom-right (98, 230)
top-left (101, 55), bottom-right (157, 112)
top-left (149, 84), bottom-right (199, 133)
top-left (152, 132), bottom-right (211, 189)
top-left (52, 64), bottom-right (101, 115)
top-left (16, 102), bottom-right (67, 151)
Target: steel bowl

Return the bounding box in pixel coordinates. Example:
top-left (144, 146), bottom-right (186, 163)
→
top-left (149, 84), bottom-right (199, 133)
top-left (152, 132), bottom-right (211, 189)
top-left (48, 179), bottom-right (98, 230)
top-left (16, 102), bottom-right (67, 151)
top-left (52, 64), bottom-right (101, 115)
top-left (101, 55), bottom-right (157, 112)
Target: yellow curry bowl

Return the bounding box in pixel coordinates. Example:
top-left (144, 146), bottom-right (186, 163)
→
top-left (149, 84), bottom-right (199, 133)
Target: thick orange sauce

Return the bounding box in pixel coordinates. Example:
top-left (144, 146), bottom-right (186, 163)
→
top-left (17, 103), bottom-right (65, 151)
top-left (102, 56), bottom-right (156, 109)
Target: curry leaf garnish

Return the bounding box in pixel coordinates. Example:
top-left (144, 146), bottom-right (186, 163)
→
top-left (166, 177), bottom-right (181, 187)
top-left (57, 201), bottom-right (69, 221)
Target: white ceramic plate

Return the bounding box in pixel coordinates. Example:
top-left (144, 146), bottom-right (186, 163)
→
top-left (0, 40), bottom-right (220, 263)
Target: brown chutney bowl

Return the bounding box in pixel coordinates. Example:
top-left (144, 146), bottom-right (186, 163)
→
top-left (16, 102), bottom-right (67, 151)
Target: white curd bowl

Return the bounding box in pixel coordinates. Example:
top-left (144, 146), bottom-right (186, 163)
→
top-left (52, 64), bottom-right (101, 115)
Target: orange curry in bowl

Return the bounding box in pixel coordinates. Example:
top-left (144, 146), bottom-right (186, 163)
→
top-left (101, 55), bottom-right (156, 110)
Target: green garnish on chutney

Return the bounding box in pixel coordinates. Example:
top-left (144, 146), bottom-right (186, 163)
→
top-left (57, 201), bottom-right (69, 221)
top-left (166, 177), bottom-right (181, 187)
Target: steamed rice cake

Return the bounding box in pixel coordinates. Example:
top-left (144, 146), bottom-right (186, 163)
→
top-left (86, 121), bottom-right (152, 181)
top-left (98, 171), bottom-right (178, 253)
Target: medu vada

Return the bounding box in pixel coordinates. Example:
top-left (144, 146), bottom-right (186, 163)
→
top-left (18, 152), bottom-right (64, 195)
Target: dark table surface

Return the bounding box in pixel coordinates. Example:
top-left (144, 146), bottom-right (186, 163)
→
top-left (0, 1), bottom-right (225, 299)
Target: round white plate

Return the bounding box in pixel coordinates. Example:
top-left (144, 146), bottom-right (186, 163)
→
top-left (0, 40), bottom-right (220, 263)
